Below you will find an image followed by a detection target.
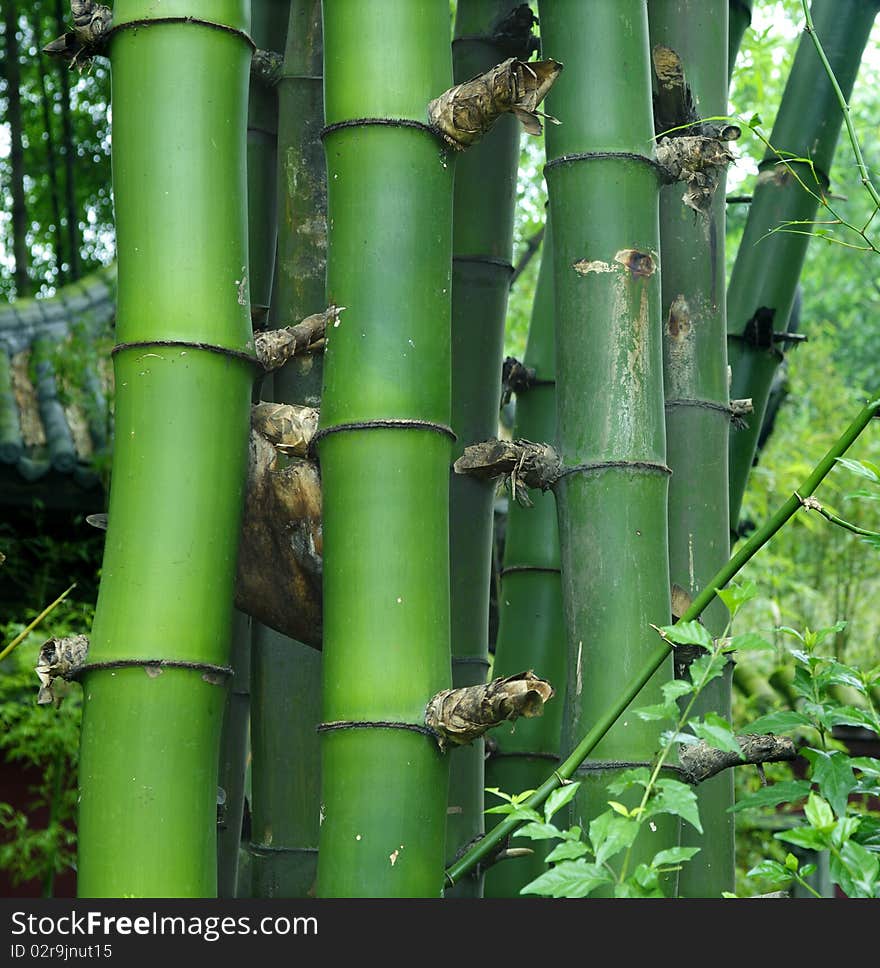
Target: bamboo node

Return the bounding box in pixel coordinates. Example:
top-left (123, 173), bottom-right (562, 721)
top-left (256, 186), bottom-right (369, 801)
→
top-left (427, 58), bottom-right (563, 151)
top-left (35, 636), bottom-right (234, 705)
top-left (453, 438), bottom-right (561, 506)
top-left (424, 670), bottom-right (554, 751)
top-left (656, 136), bottom-right (737, 216)
top-left (254, 307), bottom-right (339, 371)
top-left (44, 1), bottom-right (112, 66)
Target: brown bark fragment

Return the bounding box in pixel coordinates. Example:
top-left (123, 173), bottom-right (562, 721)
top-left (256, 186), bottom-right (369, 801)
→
top-left (453, 437), bottom-right (562, 506)
top-left (428, 58), bottom-right (563, 151)
top-left (656, 136), bottom-right (737, 216)
top-left (44, 0), bottom-right (112, 65)
top-left (615, 249), bottom-right (656, 279)
top-left (425, 671), bottom-right (555, 750)
top-left (251, 402), bottom-right (319, 457)
top-left (678, 733), bottom-right (798, 785)
top-left (254, 307), bottom-right (338, 372)
top-left (36, 634), bottom-right (89, 705)
top-left (235, 429), bottom-right (323, 649)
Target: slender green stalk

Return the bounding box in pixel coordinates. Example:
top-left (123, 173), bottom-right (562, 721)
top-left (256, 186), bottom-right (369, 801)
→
top-left (538, 0), bottom-right (675, 884)
top-left (54, 0), bottom-right (80, 279)
top-left (0, 582), bottom-right (76, 663)
top-left (249, 0), bottom-right (325, 899)
top-left (216, 611), bottom-right (252, 898)
top-left (649, 0), bottom-right (734, 897)
top-left (317, 0), bottom-right (454, 897)
top-left (800, 0), bottom-right (880, 214)
top-left (447, 395), bottom-right (880, 886)
top-left (727, 0), bottom-right (880, 532)
top-left (31, 6), bottom-right (67, 284)
top-left (77, 0), bottom-right (254, 897)
top-left (445, 0), bottom-right (526, 899)
top-left (483, 214), bottom-right (567, 898)
top-left (3, 2), bottom-right (31, 296)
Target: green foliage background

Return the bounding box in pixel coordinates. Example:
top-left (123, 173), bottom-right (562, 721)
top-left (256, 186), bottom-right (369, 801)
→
top-left (1, 0), bottom-right (879, 895)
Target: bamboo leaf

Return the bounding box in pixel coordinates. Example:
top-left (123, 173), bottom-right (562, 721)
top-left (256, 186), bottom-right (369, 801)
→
top-left (650, 778), bottom-right (703, 833)
top-left (730, 780), bottom-right (811, 813)
top-left (742, 710), bottom-right (814, 734)
top-left (520, 860), bottom-right (611, 898)
top-left (654, 621), bottom-right (713, 648)
top-left (543, 781), bottom-right (581, 823)
top-left (589, 810), bottom-right (639, 865)
top-left (544, 839), bottom-right (591, 864)
top-left (651, 846), bottom-right (701, 868)
top-left (803, 750), bottom-right (857, 818)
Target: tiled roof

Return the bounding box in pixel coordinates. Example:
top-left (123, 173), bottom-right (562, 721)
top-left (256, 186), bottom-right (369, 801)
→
top-left (0, 266), bottom-right (116, 504)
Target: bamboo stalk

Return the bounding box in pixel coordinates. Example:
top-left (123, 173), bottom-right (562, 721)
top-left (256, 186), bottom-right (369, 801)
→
top-left (445, 0), bottom-right (531, 899)
top-left (76, 0), bottom-right (254, 897)
top-left (483, 211), bottom-right (567, 898)
top-left (248, 0), bottom-right (324, 900)
top-left (728, 0), bottom-right (752, 79)
top-left (3, 2), bottom-right (31, 296)
top-left (649, 0), bottom-right (735, 897)
top-left (538, 0), bottom-right (676, 886)
top-left (316, 0), bottom-right (454, 897)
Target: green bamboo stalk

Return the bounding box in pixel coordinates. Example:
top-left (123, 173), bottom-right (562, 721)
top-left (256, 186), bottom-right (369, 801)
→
top-left (483, 213), bottom-right (567, 898)
top-left (77, 0), bottom-right (254, 897)
top-left (538, 0), bottom-right (676, 883)
top-left (649, 0), bottom-right (734, 897)
top-left (3, 1), bottom-right (31, 296)
top-left (316, 0), bottom-right (454, 898)
top-left (728, 0), bottom-right (752, 80)
top-left (216, 613), bottom-right (251, 898)
top-left (445, 0), bottom-right (529, 899)
top-left (215, 0), bottom-right (289, 901)
top-left (447, 394), bottom-right (880, 886)
top-left (248, 0), bottom-right (324, 900)
top-left (727, 0), bottom-right (880, 532)
top-left (31, 6), bottom-right (68, 285)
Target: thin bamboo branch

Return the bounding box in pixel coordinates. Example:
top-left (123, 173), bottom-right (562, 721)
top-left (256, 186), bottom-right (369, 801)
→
top-left (445, 395), bottom-right (880, 886)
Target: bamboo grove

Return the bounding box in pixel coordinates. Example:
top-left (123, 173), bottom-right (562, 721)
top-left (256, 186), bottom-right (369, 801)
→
top-left (10, 0), bottom-right (880, 898)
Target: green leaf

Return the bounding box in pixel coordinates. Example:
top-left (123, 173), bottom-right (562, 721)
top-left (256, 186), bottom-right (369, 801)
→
top-left (830, 840), bottom-right (880, 898)
top-left (661, 679), bottom-right (695, 703)
top-left (543, 781), bottom-right (581, 823)
top-left (689, 713), bottom-right (744, 757)
top-left (513, 821), bottom-right (564, 842)
top-left (826, 706), bottom-right (880, 733)
top-left (716, 581), bottom-right (758, 618)
top-left (803, 749), bottom-right (856, 818)
top-left (835, 457), bottom-right (880, 483)
top-left (689, 652), bottom-right (727, 688)
top-left (776, 826), bottom-right (832, 851)
top-left (747, 858), bottom-right (793, 889)
top-left (824, 661), bottom-right (867, 692)
top-left (804, 790), bottom-right (835, 830)
top-left (651, 846), bottom-right (701, 868)
top-left (545, 839), bottom-right (591, 864)
top-left (616, 866), bottom-right (664, 898)
top-left (634, 702), bottom-right (678, 722)
top-left (784, 852), bottom-right (800, 872)
top-left (520, 860), bottom-right (611, 898)
top-left (729, 779), bottom-right (811, 813)
top-left (589, 810), bottom-right (639, 866)
top-left (727, 632), bottom-right (774, 653)
top-left (742, 710), bottom-right (813, 734)
top-left (650, 778), bottom-right (702, 833)
top-left (607, 767), bottom-right (651, 795)
top-left (655, 621), bottom-right (712, 648)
